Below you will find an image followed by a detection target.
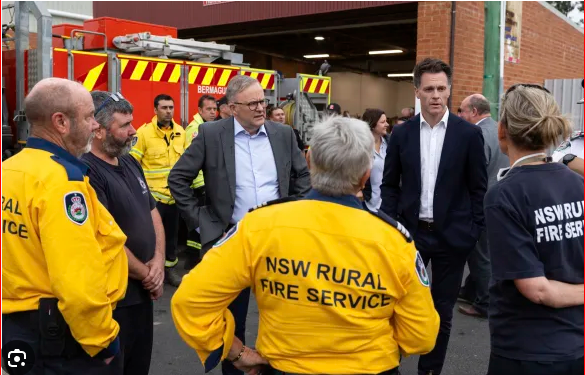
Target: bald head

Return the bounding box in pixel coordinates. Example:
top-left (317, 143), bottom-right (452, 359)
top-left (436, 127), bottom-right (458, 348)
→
top-left (25, 78), bottom-right (98, 157)
top-left (459, 93), bottom-right (491, 124)
top-left (401, 107), bottom-right (414, 118)
top-left (24, 78), bottom-right (89, 128)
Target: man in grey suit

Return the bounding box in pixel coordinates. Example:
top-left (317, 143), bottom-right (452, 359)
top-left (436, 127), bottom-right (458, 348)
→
top-left (457, 94), bottom-right (509, 318)
top-left (168, 74), bottom-right (310, 375)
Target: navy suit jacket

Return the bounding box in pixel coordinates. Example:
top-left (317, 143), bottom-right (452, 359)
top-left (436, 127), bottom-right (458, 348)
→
top-left (379, 113), bottom-right (488, 251)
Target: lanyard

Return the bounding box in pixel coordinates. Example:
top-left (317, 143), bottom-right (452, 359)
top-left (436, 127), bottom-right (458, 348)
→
top-left (497, 153), bottom-right (550, 181)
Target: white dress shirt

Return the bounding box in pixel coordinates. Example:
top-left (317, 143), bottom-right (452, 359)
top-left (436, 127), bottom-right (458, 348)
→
top-left (419, 110), bottom-right (450, 221)
top-left (232, 119), bottom-right (280, 223)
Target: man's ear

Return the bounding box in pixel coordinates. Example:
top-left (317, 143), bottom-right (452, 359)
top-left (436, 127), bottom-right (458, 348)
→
top-left (51, 112), bottom-right (68, 135)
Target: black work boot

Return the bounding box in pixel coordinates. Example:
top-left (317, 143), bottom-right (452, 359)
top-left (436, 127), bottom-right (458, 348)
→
top-left (165, 267), bottom-right (182, 287)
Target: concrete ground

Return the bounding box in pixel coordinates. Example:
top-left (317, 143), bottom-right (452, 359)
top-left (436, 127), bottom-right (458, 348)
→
top-left (149, 261), bottom-right (490, 375)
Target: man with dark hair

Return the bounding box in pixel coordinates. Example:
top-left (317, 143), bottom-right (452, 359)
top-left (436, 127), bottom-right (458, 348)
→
top-left (83, 91), bottom-right (165, 375)
top-left (216, 96), bottom-right (232, 120)
top-left (130, 94), bottom-right (185, 287)
top-left (457, 94), bottom-right (509, 319)
top-left (381, 58), bottom-right (488, 375)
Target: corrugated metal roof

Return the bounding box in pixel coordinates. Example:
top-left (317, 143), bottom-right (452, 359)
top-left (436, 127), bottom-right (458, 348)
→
top-left (93, 1), bottom-right (401, 30)
top-left (545, 78), bottom-right (584, 132)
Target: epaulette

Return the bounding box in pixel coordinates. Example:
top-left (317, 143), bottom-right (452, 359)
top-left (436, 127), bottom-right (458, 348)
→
top-left (248, 196), bottom-right (299, 212)
top-left (570, 130), bottom-right (584, 141)
top-left (371, 210), bottom-right (413, 243)
top-left (51, 155), bottom-right (85, 182)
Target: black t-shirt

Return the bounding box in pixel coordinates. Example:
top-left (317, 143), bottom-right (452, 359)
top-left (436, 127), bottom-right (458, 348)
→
top-left (82, 153), bottom-right (157, 307)
top-left (485, 163), bottom-right (584, 361)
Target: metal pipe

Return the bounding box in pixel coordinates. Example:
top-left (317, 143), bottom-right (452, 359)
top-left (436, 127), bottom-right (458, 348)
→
top-left (448, 1), bottom-right (456, 110)
top-left (498, 0), bottom-right (506, 119)
top-left (70, 29), bottom-right (107, 52)
top-left (47, 9), bottom-right (92, 21)
top-left (483, 1), bottom-right (501, 119)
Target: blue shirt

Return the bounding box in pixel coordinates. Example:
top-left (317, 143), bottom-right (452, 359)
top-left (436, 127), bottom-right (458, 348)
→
top-left (485, 163), bottom-right (584, 361)
top-left (232, 119), bottom-right (280, 223)
top-left (366, 137), bottom-right (387, 213)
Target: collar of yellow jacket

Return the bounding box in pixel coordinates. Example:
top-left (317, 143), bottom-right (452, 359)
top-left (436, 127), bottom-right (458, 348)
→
top-left (149, 115), bottom-right (182, 138)
top-left (192, 113), bottom-right (204, 125)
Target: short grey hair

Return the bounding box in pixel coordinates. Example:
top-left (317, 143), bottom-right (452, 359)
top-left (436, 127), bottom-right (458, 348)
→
top-left (90, 91), bottom-right (133, 129)
top-left (309, 116), bottom-right (374, 196)
top-left (226, 75), bottom-right (261, 103)
top-left (468, 95), bottom-right (491, 115)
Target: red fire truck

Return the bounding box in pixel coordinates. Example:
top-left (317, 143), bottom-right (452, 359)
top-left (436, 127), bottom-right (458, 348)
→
top-left (2, 1), bottom-right (280, 158)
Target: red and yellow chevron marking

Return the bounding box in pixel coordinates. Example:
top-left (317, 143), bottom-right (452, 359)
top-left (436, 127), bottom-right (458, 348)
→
top-left (120, 59), bottom-right (182, 83)
top-left (76, 62), bottom-right (107, 91)
top-left (301, 77), bottom-right (330, 94)
top-left (241, 70), bottom-right (276, 90)
top-left (187, 65), bottom-right (238, 86)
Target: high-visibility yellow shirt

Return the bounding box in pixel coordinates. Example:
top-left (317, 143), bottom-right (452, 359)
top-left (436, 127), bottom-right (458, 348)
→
top-left (184, 113), bottom-right (205, 189)
top-left (2, 137), bottom-right (128, 357)
top-left (130, 116), bottom-right (186, 204)
top-left (171, 191), bottom-right (440, 374)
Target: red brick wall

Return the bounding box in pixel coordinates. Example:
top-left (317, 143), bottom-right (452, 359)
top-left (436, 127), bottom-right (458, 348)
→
top-left (503, 2), bottom-right (584, 90)
top-left (416, 1), bottom-right (452, 63)
top-left (451, 1), bottom-right (485, 111)
top-left (416, 1), bottom-right (584, 112)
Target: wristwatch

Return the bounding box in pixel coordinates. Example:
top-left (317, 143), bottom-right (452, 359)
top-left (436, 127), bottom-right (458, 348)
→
top-left (562, 153), bottom-right (577, 166)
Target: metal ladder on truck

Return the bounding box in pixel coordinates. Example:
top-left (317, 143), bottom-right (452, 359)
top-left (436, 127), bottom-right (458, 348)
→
top-left (111, 32), bottom-right (243, 64)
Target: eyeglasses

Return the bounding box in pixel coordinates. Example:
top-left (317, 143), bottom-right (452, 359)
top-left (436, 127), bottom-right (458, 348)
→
top-left (95, 92), bottom-right (125, 116)
top-left (233, 99), bottom-right (270, 111)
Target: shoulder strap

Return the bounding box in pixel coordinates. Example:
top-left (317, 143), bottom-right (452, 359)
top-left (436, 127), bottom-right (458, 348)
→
top-left (248, 197), bottom-right (299, 213)
top-left (370, 210), bottom-right (413, 243)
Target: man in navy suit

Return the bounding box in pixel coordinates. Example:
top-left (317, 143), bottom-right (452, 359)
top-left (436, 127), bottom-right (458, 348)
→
top-left (380, 58), bottom-right (487, 375)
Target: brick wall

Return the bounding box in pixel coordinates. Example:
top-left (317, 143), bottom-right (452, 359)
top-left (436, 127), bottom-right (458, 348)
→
top-left (416, 1), bottom-right (452, 63)
top-left (451, 1), bottom-right (485, 111)
top-left (416, 1), bottom-right (584, 112)
top-left (503, 2), bottom-right (584, 90)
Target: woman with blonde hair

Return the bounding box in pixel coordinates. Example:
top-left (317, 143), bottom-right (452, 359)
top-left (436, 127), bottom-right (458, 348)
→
top-left (485, 84), bottom-right (584, 375)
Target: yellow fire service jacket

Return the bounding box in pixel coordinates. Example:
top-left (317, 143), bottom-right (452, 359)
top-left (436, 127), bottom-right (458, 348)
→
top-left (2, 138), bottom-right (128, 358)
top-left (130, 116), bottom-right (186, 204)
top-left (184, 113), bottom-right (205, 189)
top-left (172, 190), bottom-right (440, 374)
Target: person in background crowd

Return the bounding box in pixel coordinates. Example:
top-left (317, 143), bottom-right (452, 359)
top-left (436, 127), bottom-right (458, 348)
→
top-left (83, 91), bottom-right (165, 375)
top-left (2, 78), bottom-right (126, 374)
top-left (396, 116), bottom-right (409, 125)
top-left (485, 84), bottom-right (583, 375)
top-left (187, 95), bottom-right (217, 138)
top-left (216, 96), bottom-right (233, 120)
top-left (362, 108), bottom-right (390, 213)
top-left (267, 105), bottom-right (305, 151)
top-left (342, 110), bottom-right (351, 117)
top-left (171, 116), bottom-right (439, 375)
top-left (130, 94), bottom-right (185, 287)
top-left (325, 102), bottom-right (341, 116)
top-left (457, 94), bottom-right (509, 319)
top-left (168, 74), bottom-right (311, 375)
top-left (380, 58), bottom-right (487, 375)
top-left (401, 107), bottom-right (415, 119)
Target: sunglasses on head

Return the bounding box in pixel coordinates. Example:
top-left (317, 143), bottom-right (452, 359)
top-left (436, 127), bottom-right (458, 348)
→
top-left (95, 92), bottom-right (125, 116)
top-left (505, 83), bottom-right (550, 96)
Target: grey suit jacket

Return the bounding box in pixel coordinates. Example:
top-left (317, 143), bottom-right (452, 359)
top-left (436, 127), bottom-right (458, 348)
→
top-left (168, 117), bottom-right (311, 247)
top-left (477, 117), bottom-right (509, 188)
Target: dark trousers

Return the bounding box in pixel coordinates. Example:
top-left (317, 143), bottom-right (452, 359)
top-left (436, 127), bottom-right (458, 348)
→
top-left (221, 288), bottom-right (252, 375)
top-left (415, 225), bottom-right (470, 375)
top-left (487, 353), bottom-right (584, 375)
top-left (460, 230), bottom-right (490, 315)
top-left (113, 302), bottom-right (153, 375)
top-left (202, 228), bottom-right (251, 375)
top-left (156, 201), bottom-right (179, 266)
top-left (2, 312), bottom-right (123, 375)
